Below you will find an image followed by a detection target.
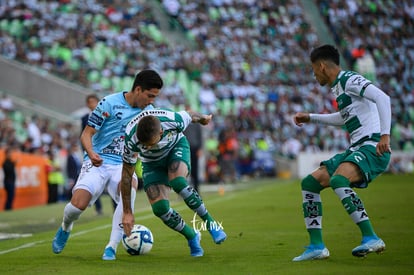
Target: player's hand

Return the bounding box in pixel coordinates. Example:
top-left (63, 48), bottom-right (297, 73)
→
top-left (293, 112), bottom-right (310, 126)
top-left (89, 152), bottom-right (103, 167)
top-left (199, 114), bottom-right (212, 125)
top-left (122, 212), bottom-right (135, 237)
top-left (377, 134), bottom-right (392, 156)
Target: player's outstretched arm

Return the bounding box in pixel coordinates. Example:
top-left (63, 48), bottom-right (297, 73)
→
top-left (187, 110), bottom-right (213, 125)
top-left (120, 162), bottom-right (136, 236)
top-left (293, 112), bottom-right (310, 126)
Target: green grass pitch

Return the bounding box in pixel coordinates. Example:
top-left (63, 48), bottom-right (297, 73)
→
top-left (0, 173), bottom-right (413, 274)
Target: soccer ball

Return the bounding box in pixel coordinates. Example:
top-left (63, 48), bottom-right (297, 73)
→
top-left (122, 224), bottom-right (154, 255)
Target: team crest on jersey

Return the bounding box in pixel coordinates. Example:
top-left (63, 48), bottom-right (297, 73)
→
top-left (332, 85), bottom-right (340, 97)
top-left (166, 132), bottom-right (174, 142)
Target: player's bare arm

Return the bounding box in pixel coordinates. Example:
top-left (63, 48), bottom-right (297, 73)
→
top-left (80, 126), bottom-right (103, 167)
top-left (187, 110), bottom-right (213, 125)
top-left (120, 162), bottom-right (135, 236)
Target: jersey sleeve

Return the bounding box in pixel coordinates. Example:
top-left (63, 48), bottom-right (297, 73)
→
top-left (361, 84), bottom-right (392, 135)
top-left (309, 112), bottom-right (344, 126)
top-left (123, 125), bottom-right (139, 165)
top-left (87, 98), bottom-right (111, 131)
top-left (122, 136), bottom-right (138, 165)
top-left (177, 111), bottom-right (192, 131)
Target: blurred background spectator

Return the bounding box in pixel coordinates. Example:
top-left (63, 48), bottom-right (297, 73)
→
top-left (2, 147), bottom-right (17, 210)
top-left (183, 113), bottom-right (203, 193)
top-left (46, 150), bottom-right (65, 204)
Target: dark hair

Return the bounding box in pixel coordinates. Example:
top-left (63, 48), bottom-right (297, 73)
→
top-left (310, 44), bottom-right (340, 65)
top-left (136, 115), bottom-right (161, 144)
top-left (131, 69), bottom-right (163, 92)
top-left (86, 93), bottom-right (99, 103)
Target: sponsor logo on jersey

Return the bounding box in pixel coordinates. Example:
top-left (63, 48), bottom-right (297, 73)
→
top-left (102, 136), bottom-right (124, 155)
top-left (114, 104), bottom-right (131, 110)
top-left (115, 112), bottom-right (123, 120)
top-left (89, 112), bottom-right (104, 127)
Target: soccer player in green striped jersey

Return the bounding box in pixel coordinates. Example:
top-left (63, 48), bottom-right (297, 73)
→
top-left (293, 44), bottom-right (391, 261)
top-left (120, 108), bottom-right (227, 257)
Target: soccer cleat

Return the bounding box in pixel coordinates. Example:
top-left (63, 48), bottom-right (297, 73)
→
top-left (209, 228), bottom-right (227, 244)
top-left (352, 237), bottom-right (385, 257)
top-left (188, 231), bottom-right (204, 257)
top-left (102, 247), bottom-right (116, 260)
top-left (52, 227), bottom-right (70, 254)
top-left (292, 245), bottom-right (330, 261)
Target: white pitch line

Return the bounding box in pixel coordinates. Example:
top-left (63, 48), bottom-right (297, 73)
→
top-left (0, 233), bottom-right (33, 240)
top-left (0, 193), bottom-right (236, 255)
top-left (0, 240), bottom-right (45, 255)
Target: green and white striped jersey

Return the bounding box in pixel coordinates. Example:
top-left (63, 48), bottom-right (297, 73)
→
top-left (123, 109), bottom-right (192, 165)
top-left (331, 71), bottom-right (383, 146)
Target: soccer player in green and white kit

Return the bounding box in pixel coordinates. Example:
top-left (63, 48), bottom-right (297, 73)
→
top-left (292, 44), bottom-right (391, 261)
top-left (120, 108), bottom-right (227, 257)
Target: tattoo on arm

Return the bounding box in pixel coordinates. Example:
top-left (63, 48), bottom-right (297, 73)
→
top-left (187, 110), bottom-right (202, 123)
top-left (120, 163), bottom-right (135, 213)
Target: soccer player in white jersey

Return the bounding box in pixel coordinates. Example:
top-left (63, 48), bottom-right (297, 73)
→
top-left (52, 69), bottom-right (163, 260)
top-left (292, 45), bottom-right (391, 261)
top-left (120, 108), bottom-right (227, 257)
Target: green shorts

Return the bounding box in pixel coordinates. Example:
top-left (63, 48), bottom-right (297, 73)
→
top-left (141, 137), bottom-right (191, 190)
top-left (321, 145), bottom-right (391, 188)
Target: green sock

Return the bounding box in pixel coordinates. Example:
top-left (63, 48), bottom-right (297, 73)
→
top-left (330, 175), bottom-right (375, 237)
top-left (308, 229), bottom-right (323, 246)
top-left (201, 213), bottom-right (215, 229)
top-left (301, 175), bottom-right (325, 246)
top-left (303, 200), bottom-right (324, 246)
top-left (181, 225), bottom-right (196, 240)
top-left (358, 220), bottom-right (376, 237)
top-left (152, 199), bottom-right (196, 240)
top-left (172, 177), bottom-right (216, 230)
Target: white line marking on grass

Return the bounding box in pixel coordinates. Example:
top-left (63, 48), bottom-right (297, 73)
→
top-left (0, 194), bottom-right (236, 255)
top-left (0, 233), bottom-right (33, 240)
top-left (0, 241), bottom-right (45, 255)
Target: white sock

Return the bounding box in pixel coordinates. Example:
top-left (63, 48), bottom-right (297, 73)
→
top-left (62, 202), bottom-right (83, 232)
top-left (106, 188), bottom-right (137, 250)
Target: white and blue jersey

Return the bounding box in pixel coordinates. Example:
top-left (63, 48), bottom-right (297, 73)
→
top-left (84, 91), bottom-right (153, 164)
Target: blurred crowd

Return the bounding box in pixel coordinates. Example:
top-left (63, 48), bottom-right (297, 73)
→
top-left (317, 0), bottom-right (414, 149)
top-left (0, 0), bottom-right (413, 186)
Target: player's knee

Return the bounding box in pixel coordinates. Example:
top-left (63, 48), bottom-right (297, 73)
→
top-left (70, 190), bottom-right (90, 210)
top-left (301, 175), bottom-right (324, 193)
top-left (151, 199), bottom-right (170, 217)
top-left (170, 176), bottom-right (188, 193)
top-left (330, 174), bottom-right (350, 189)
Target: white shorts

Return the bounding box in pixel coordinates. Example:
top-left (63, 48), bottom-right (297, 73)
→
top-left (73, 160), bottom-right (136, 207)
